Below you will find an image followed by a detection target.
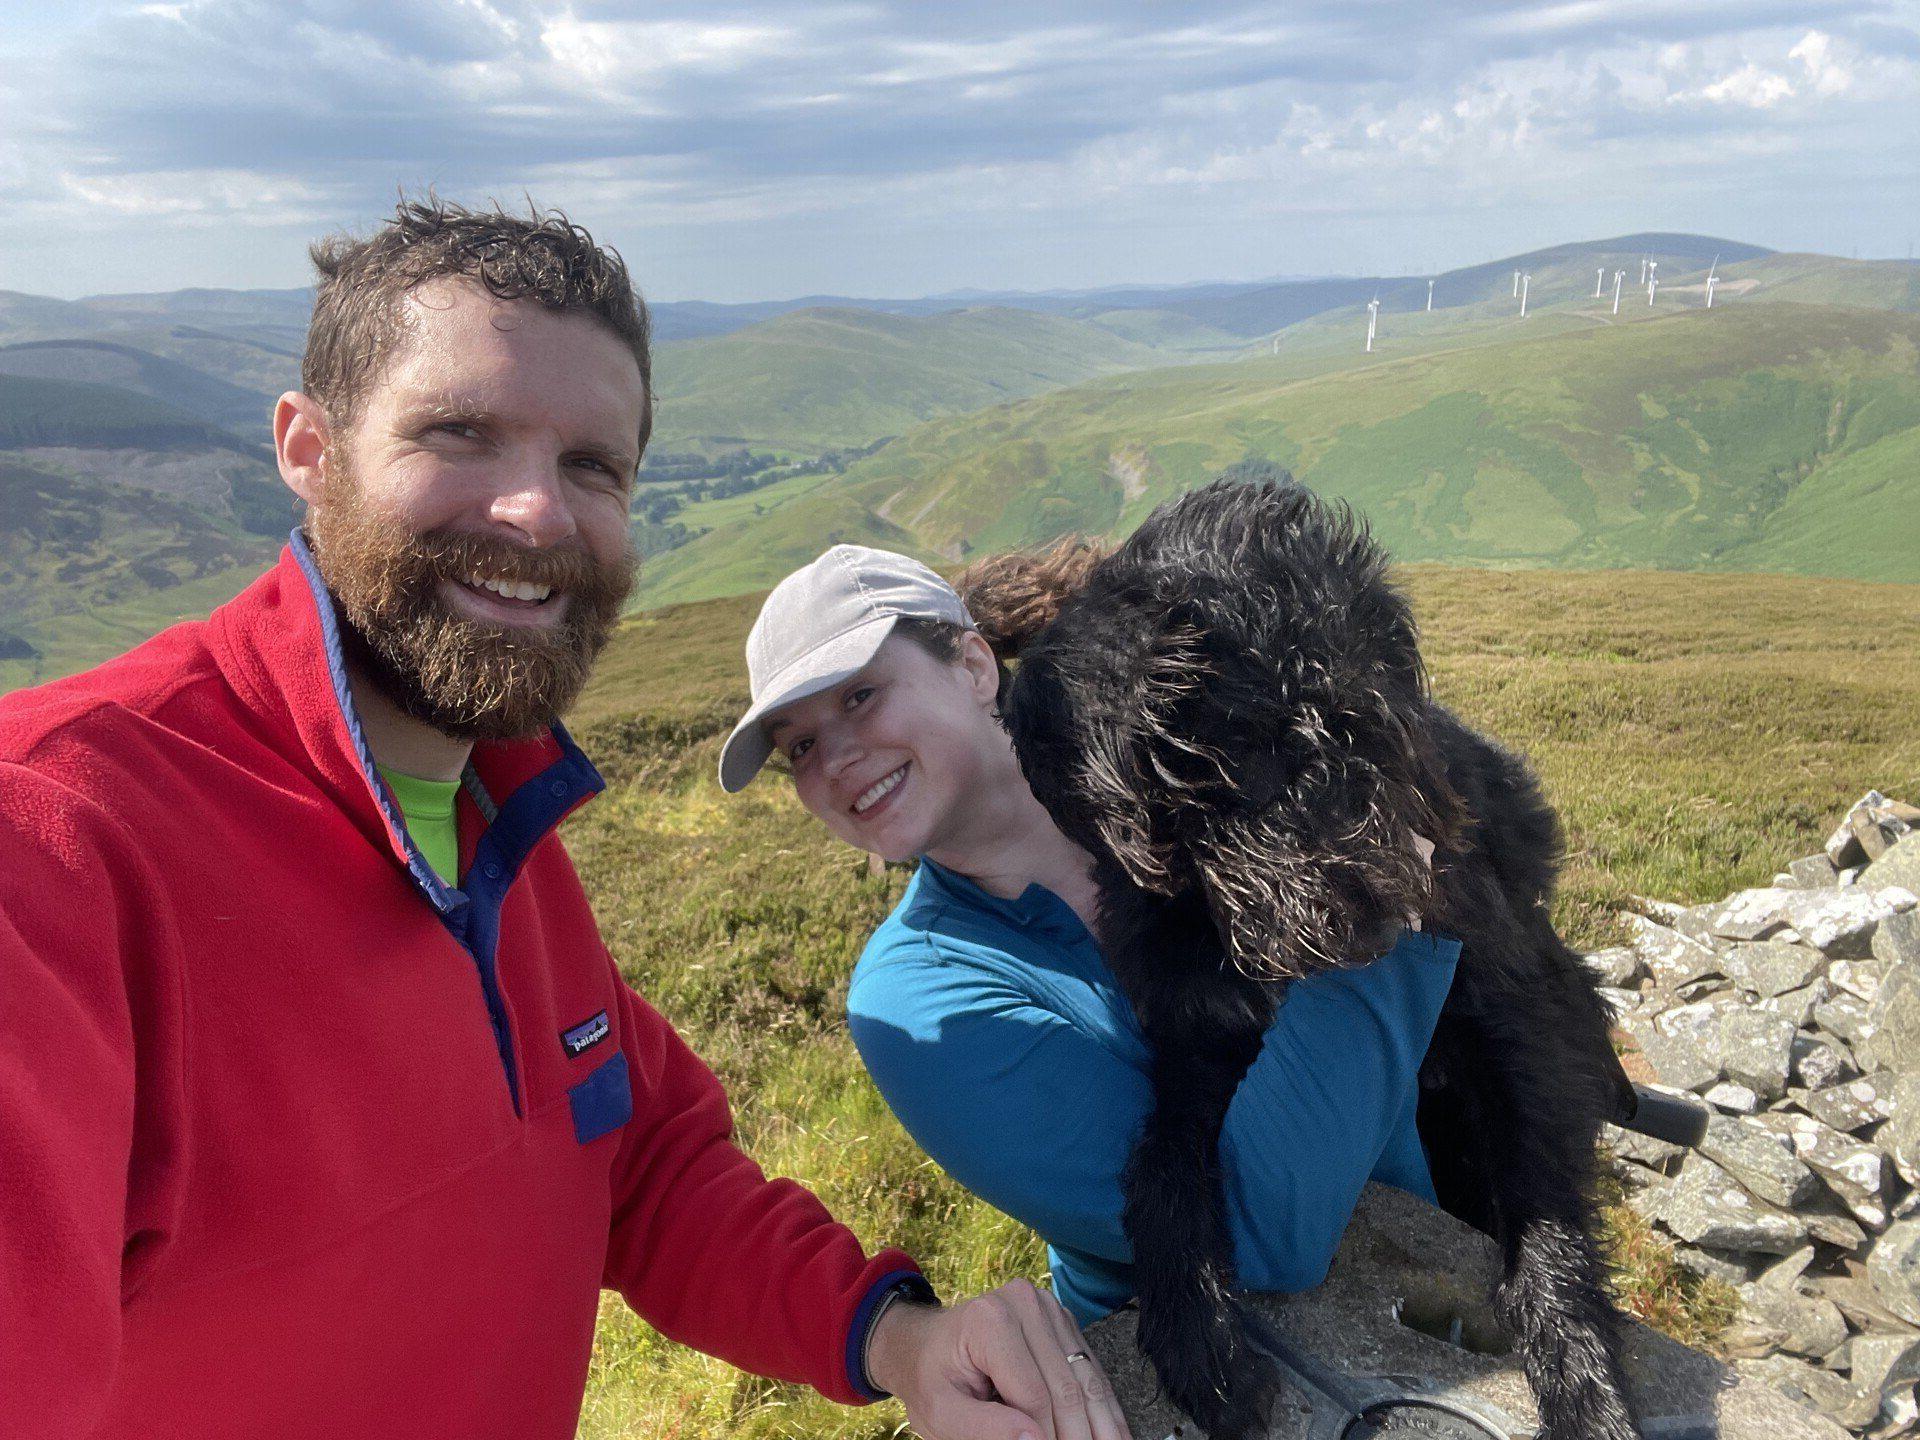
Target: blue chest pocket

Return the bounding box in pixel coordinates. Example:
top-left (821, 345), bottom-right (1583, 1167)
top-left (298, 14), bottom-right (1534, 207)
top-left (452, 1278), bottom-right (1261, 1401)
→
top-left (568, 1051), bottom-right (633, 1144)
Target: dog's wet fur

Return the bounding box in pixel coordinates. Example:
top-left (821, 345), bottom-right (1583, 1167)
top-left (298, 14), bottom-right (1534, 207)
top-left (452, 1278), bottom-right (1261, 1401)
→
top-left (968, 478), bottom-right (1640, 1440)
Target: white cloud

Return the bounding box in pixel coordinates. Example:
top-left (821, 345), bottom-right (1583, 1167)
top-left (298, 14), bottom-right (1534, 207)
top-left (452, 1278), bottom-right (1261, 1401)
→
top-left (538, 16), bottom-right (792, 89)
top-left (1700, 62), bottom-right (1796, 107)
top-left (1789, 30), bottom-right (1853, 95)
top-left (1, 2), bottom-right (1915, 296)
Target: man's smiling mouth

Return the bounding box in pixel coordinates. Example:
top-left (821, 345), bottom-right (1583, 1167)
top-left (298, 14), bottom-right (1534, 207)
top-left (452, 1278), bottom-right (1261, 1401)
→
top-left (465, 573), bottom-right (553, 604)
top-left (852, 763), bottom-right (909, 816)
top-left (444, 572), bottom-right (566, 622)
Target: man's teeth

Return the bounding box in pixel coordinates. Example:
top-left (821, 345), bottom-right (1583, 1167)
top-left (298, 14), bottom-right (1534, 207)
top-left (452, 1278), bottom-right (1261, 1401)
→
top-left (853, 766), bottom-right (907, 815)
top-left (467, 575), bottom-right (553, 603)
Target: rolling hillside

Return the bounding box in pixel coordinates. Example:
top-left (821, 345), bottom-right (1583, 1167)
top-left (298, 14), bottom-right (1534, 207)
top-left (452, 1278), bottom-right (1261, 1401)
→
top-left (635, 302), bottom-right (1920, 606)
top-left (0, 370), bottom-right (292, 687)
top-left (0, 372), bottom-right (262, 453)
top-left (649, 304), bottom-right (1215, 452)
top-left (0, 452), bottom-right (287, 688)
top-left (0, 339), bottom-right (272, 432)
top-left (5, 234), bottom-right (1915, 694)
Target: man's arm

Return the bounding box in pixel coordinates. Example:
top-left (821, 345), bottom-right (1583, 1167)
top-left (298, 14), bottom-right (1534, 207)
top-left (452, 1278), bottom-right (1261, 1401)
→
top-left (598, 967), bottom-right (1132, 1439)
top-left (598, 971), bottom-right (921, 1400)
top-left (0, 762), bottom-right (188, 1440)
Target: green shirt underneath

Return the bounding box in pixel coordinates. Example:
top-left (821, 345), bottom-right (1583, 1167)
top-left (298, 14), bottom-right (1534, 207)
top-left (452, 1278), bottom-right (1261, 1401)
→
top-left (378, 765), bottom-right (462, 885)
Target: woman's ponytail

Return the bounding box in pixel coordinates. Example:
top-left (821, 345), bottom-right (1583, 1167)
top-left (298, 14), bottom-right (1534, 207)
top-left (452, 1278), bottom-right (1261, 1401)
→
top-left (957, 535), bottom-right (1109, 661)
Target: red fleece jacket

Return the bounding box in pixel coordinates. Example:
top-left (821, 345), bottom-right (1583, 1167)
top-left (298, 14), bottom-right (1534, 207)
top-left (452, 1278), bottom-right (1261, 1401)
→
top-left (0, 537), bottom-right (924, 1439)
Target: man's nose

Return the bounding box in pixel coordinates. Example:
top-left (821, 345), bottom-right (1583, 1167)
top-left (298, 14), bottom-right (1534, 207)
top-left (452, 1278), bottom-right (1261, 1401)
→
top-left (488, 453), bottom-right (579, 549)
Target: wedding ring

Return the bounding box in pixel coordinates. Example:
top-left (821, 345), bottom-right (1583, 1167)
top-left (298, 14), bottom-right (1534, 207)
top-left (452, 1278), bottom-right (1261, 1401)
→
top-left (1066, 1351), bottom-right (1092, 1365)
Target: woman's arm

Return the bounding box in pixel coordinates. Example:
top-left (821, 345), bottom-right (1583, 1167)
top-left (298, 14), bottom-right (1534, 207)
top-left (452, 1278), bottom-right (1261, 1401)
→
top-left (847, 928), bottom-right (1460, 1302)
top-left (1217, 929), bottom-right (1461, 1290)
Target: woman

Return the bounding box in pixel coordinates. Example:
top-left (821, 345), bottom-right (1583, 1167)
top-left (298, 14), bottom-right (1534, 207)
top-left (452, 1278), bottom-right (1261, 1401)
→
top-left (717, 542), bottom-right (1461, 1327)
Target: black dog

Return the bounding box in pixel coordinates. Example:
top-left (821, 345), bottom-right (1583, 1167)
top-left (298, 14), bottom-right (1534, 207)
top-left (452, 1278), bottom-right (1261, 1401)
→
top-left (968, 477), bottom-right (1643, 1440)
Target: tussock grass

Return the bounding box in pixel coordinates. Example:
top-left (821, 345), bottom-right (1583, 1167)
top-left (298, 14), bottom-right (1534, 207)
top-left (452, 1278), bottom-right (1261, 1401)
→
top-left (565, 562), bottom-right (1918, 1437)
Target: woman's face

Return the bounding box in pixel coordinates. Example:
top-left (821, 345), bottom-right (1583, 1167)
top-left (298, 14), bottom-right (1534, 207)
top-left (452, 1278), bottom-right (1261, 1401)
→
top-left (762, 630), bottom-right (1002, 863)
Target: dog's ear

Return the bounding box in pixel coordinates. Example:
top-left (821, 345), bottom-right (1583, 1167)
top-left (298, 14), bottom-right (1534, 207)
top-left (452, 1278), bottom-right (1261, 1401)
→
top-left (1077, 724), bottom-right (1180, 893)
top-left (1191, 776), bottom-right (1428, 981)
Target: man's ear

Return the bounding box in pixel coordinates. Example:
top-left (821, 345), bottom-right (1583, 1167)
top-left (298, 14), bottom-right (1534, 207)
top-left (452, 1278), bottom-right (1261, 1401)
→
top-left (275, 392), bottom-right (333, 507)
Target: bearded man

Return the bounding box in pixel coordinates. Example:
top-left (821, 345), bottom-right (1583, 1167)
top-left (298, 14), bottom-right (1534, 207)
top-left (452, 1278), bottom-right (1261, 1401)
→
top-left (0, 198), bottom-right (1131, 1440)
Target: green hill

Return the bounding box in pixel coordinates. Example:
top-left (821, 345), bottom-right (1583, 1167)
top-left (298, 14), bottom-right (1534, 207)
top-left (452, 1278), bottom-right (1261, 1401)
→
top-left (1716, 254), bottom-right (1920, 312)
top-left (0, 340), bottom-right (271, 434)
top-left (0, 372), bottom-right (263, 453)
top-left (649, 305), bottom-right (1203, 452)
top-left (0, 454), bottom-right (287, 688)
top-left (635, 303), bottom-right (1920, 606)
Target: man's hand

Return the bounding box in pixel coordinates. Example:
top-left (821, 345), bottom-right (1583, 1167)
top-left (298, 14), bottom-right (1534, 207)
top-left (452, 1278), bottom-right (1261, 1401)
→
top-left (866, 1279), bottom-right (1134, 1440)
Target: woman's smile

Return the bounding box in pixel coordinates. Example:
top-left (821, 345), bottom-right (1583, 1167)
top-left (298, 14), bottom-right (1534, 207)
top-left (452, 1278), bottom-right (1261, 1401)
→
top-left (850, 762), bottom-right (910, 820)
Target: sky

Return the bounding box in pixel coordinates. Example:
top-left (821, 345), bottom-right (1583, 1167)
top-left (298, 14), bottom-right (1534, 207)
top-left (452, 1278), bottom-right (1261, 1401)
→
top-left (1, 1), bottom-right (1916, 302)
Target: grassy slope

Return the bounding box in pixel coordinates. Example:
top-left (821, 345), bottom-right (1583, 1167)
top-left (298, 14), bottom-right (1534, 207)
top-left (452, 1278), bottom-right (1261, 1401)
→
top-left (635, 303), bottom-right (1920, 607)
top-left (0, 339), bottom-right (271, 433)
top-left (562, 564), bottom-right (1920, 1437)
top-left (0, 453), bottom-right (284, 688)
top-left (649, 305), bottom-right (1195, 452)
top-left (0, 371), bottom-right (260, 451)
top-left (1721, 255), bottom-right (1920, 312)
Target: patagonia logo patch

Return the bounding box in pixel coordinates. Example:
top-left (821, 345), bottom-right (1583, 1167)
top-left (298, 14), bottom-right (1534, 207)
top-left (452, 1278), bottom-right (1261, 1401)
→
top-left (560, 1010), bottom-right (611, 1058)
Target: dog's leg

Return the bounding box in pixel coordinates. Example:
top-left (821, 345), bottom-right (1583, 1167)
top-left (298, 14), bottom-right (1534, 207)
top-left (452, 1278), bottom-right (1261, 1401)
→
top-left (1102, 882), bottom-right (1281, 1440)
top-left (1432, 951), bottom-right (1642, 1440)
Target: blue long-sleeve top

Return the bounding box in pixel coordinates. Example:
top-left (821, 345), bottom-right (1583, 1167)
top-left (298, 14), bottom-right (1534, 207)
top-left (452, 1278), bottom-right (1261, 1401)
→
top-left (847, 856), bottom-right (1462, 1325)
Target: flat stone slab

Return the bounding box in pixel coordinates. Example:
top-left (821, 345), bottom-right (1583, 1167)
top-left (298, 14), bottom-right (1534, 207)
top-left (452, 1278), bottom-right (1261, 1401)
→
top-left (1084, 1184), bottom-right (1848, 1440)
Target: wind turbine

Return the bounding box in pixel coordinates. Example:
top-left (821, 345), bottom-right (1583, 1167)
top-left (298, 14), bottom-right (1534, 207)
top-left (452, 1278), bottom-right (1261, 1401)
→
top-left (1639, 256), bottom-right (1648, 286)
top-left (1513, 270), bottom-right (1520, 297)
top-left (1365, 296), bottom-right (1380, 353)
top-left (1705, 275), bottom-right (1718, 308)
top-left (1520, 273), bottom-right (1531, 318)
top-left (1648, 275), bottom-right (1659, 306)
top-left (1427, 278), bottom-right (1435, 311)
top-left (1611, 270), bottom-right (1624, 314)
top-left (1595, 268), bottom-right (1605, 298)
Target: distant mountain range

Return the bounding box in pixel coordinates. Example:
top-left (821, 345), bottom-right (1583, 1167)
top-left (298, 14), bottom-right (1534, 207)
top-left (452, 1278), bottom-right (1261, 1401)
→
top-left (3, 232), bottom-right (1916, 692)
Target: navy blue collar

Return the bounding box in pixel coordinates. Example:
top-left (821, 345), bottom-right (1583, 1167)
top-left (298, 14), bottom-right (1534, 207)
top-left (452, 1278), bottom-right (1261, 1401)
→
top-left (286, 527), bottom-right (603, 917)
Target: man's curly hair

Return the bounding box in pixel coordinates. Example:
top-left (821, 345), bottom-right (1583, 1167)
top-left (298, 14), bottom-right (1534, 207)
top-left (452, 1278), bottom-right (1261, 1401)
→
top-left (303, 195), bottom-right (653, 448)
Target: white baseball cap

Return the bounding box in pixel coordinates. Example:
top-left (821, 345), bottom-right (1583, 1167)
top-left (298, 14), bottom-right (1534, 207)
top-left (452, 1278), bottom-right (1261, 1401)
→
top-left (718, 545), bottom-right (974, 792)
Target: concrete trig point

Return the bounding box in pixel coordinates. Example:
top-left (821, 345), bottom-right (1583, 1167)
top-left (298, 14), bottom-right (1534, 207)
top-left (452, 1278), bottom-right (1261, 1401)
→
top-left (1084, 1184), bottom-right (1848, 1440)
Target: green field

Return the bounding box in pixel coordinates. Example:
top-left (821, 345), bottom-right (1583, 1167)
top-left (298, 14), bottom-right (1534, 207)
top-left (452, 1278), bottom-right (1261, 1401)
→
top-left (560, 563), bottom-right (1920, 1438)
top-left (636, 302), bottom-right (1920, 607)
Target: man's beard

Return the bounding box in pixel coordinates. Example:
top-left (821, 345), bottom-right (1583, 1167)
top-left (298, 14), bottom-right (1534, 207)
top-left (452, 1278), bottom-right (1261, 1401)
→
top-left (304, 456), bottom-right (638, 742)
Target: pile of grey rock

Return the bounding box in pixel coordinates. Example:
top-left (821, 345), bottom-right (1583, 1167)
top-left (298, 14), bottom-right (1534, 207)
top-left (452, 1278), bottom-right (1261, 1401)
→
top-left (1596, 791), bottom-right (1920, 1438)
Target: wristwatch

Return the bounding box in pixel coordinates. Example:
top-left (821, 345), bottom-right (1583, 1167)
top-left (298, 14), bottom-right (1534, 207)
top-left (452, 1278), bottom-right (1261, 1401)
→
top-left (859, 1272), bottom-right (940, 1398)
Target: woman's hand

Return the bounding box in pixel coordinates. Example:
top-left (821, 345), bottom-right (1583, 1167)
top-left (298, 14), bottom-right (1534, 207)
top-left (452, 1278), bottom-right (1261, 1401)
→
top-left (866, 1279), bottom-right (1135, 1440)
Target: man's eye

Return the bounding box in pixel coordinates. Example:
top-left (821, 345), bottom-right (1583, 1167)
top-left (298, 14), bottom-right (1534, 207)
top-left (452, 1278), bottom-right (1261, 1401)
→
top-left (436, 422), bottom-right (481, 439)
top-left (789, 738), bottom-right (813, 761)
top-left (846, 686), bottom-right (875, 709)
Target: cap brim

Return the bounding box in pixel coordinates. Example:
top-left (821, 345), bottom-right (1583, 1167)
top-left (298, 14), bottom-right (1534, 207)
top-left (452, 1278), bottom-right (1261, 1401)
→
top-left (717, 614), bottom-right (901, 792)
